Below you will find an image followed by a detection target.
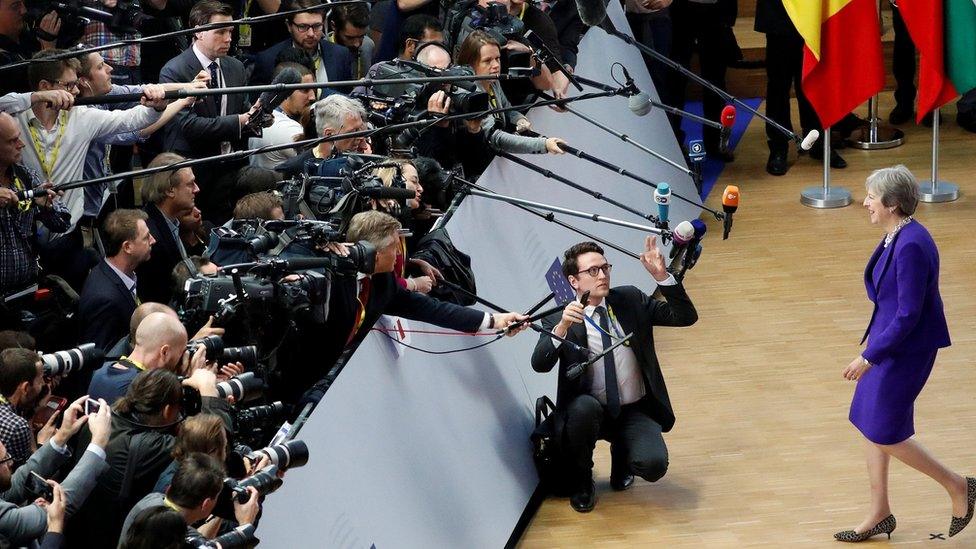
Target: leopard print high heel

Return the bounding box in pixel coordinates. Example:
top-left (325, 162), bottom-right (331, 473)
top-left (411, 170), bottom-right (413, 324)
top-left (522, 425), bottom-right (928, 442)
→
top-left (833, 514), bottom-right (896, 543)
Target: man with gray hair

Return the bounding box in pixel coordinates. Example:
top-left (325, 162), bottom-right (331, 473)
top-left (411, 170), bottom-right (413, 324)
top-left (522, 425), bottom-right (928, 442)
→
top-left (136, 153), bottom-right (199, 304)
top-left (276, 93), bottom-right (369, 178)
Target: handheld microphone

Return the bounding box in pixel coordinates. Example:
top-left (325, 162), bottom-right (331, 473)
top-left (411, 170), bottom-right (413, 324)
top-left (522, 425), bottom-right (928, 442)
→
top-left (721, 185), bottom-right (739, 240)
top-left (653, 182), bottom-right (671, 227)
top-left (246, 67), bottom-right (302, 134)
top-left (575, 0), bottom-right (608, 27)
top-left (719, 105), bottom-right (736, 153)
top-left (799, 129), bottom-right (820, 151)
top-left (690, 218), bottom-right (707, 240)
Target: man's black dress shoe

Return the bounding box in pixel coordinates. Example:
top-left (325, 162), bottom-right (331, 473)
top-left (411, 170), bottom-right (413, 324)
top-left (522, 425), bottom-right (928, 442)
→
top-left (766, 149), bottom-right (789, 176)
top-left (570, 480), bottom-right (596, 512)
top-left (610, 473), bottom-right (634, 491)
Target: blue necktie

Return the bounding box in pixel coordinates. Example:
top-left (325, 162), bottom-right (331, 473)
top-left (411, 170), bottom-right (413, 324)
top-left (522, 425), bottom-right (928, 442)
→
top-left (208, 61), bottom-right (219, 89)
top-left (595, 306), bottom-right (621, 417)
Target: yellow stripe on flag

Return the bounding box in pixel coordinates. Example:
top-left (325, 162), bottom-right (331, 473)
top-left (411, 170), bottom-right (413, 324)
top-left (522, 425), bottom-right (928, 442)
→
top-left (782, 0), bottom-right (852, 60)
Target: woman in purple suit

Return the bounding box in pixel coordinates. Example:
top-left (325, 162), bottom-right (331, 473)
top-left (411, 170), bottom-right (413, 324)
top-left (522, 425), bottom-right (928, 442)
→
top-left (834, 166), bottom-right (975, 542)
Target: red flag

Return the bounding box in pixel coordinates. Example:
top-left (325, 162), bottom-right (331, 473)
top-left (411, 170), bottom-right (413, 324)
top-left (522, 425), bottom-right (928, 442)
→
top-left (897, 1), bottom-right (958, 122)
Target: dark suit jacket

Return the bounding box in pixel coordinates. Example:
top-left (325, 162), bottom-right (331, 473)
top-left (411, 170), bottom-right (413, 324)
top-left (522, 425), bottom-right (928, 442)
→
top-left (79, 260), bottom-right (138, 353)
top-left (530, 284), bottom-right (697, 433)
top-left (754, 0), bottom-right (798, 35)
top-left (252, 38), bottom-right (353, 87)
top-left (136, 203), bottom-right (184, 305)
top-left (158, 47), bottom-right (252, 158)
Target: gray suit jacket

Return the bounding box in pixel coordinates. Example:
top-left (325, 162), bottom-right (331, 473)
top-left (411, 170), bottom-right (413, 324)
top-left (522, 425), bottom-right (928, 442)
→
top-left (0, 443), bottom-right (108, 545)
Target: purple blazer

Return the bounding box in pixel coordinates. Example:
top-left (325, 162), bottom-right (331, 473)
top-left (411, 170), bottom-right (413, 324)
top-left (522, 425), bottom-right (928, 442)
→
top-left (860, 221), bottom-right (950, 364)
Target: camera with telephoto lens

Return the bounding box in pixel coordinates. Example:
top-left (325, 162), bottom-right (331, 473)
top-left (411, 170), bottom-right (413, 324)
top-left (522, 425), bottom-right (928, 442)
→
top-left (235, 401), bottom-right (286, 431)
top-left (470, 1), bottom-right (525, 45)
top-left (368, 61), bottom-right (490, 122)
top-left (211, 464), bottom-right (282, 520)
top-left (184, 524), bottom-right (256, 549)
top-left (28, 0), bottom-right (152, 45)
top-left (180, 371), bottom-right (265, 417)
top-left (39, 343), bottom-right (104, 378)
top-left (185, 335), bottom-right (258, 371)
top-left (246, 439), bottom-right (309, 471)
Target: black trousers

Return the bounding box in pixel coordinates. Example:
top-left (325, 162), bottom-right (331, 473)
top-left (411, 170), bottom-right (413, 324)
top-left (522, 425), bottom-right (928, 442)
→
top-left (626, 10), bottom-right (680, 135)
top-left (891, 7), bottom-right (917, 109)
top-left (560, 394), bottom-right (669, 487)
top-left (763, 31), bottom-right (822, 152)
top-left (668, 2), bottom-right (730, 152)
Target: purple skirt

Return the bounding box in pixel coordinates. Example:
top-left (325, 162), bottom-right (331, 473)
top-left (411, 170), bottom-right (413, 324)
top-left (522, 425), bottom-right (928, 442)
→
top-left (849, 349), bottom-right (938, 444)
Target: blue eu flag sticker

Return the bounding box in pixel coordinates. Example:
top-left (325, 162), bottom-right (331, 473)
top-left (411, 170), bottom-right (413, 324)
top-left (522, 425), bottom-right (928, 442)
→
top-left (545, 258), bottom-right (576, 305)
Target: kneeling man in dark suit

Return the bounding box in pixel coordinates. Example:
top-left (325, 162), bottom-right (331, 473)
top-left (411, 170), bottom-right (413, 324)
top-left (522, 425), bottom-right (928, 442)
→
top-left (531, 238), bottom-right (698, 512)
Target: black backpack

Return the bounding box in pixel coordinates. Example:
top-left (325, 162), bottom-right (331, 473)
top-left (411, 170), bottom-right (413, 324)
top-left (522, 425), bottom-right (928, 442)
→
top-left (411, 228), bottom-right (477, 306)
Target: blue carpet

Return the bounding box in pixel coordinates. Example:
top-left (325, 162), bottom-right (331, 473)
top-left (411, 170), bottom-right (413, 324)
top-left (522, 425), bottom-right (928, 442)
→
top-left (678, 98), bottom-right (762, 201)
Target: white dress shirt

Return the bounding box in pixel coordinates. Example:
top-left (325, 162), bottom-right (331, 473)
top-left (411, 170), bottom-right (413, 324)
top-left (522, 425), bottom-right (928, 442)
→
top-left (192, 43), bottom-right (234, 154)
top-left (554, 275), bottom-right (677, 406)
top-left (0, 92), bottom-right (161, 234)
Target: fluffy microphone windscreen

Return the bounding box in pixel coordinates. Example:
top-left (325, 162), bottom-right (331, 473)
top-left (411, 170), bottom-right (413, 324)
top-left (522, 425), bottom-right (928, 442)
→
top-left (672, 220), bottom-right (695, 245)
top-left (628, 92), bottom-right (652, 116)
top-left (576, 0), bottom-right (608, 27)
top-left (800, 129), bottom-right (820, 151)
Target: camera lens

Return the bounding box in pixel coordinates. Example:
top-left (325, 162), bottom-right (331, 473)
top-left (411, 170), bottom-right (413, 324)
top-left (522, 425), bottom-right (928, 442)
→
top-left (234, 466), bottom-right (283, 502)
top-left (215, 372), bottom-right (264, 403)
top-left (40, 343), bottom-right (104, 377)
top-left (186, 335), bottom-right (224, 361)
top-left (220, 345), bottom-right (258, 370)
top-left (248, 439), bottom-right (309, 471)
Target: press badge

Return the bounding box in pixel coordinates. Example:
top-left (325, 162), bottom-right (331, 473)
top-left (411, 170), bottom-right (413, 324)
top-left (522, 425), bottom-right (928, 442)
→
top-left (239, 24), bottom-right (252, 47)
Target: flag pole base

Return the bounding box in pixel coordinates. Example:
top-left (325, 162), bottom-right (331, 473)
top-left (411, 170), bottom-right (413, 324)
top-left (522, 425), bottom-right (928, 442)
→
top-left (801, 187), bottom-right (852, 209)
top-left (918, 181), bottom-right (959, 203)
top-left (847, 125), bottom-right (905, 150)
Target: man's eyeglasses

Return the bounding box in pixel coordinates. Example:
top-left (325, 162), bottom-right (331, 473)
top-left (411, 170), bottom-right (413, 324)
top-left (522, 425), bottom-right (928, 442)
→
top-left (0, 454), bottom-right (14, 468)
top-left (576, 264), bottom-right (612, 277)
top-left (290, 22), bottom-right (324, 33)
top-left (54, 80), bottom-right (80, 91)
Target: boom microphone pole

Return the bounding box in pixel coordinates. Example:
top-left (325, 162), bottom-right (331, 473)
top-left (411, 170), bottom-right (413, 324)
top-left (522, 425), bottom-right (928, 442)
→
top-left (537, 92), bottom-right (694, 178)
top-left (453, 176), bottom-right (641, 260)
top-left (596, 18), bottom-right (820, 150)
top-left (552, 141), bottom-right (728, 222)
top-left (71, 73), bottom-right (529, 106)
top-left (573, 72), bottom-right (723, 130)
top-left (463, 188), bottom-right (670, 237)
top-left (493, 150), bottom-right (664, 227)
top-left (0, 0), bottom-right (369, 73)
top-left (435, 280), bottom-right (587, 353)
top-left (47, 82), bottom-right (629, 196)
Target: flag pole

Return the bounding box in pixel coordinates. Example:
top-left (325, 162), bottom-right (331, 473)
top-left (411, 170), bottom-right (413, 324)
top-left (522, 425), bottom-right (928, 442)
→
top-left (849, 0), bottom-right (904, 150)
top-left (801, 126), bottom-right (852, 208)
top-left (918, 107), bottom-right (959, 202)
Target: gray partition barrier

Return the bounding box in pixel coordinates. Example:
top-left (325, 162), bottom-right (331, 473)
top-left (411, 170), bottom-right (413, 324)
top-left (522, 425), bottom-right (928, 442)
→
top-left (259, 3), bottom-right (703, 546)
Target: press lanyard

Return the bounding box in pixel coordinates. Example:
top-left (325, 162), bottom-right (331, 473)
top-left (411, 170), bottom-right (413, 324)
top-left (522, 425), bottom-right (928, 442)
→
top-left (119, 356), bottom-right (146, 371)
top-left (11, 175), bottom-right (32, 212)
top-left (28, 111), bottom-right (69, 181)
top-left (239, 0), bottom-right (254, 47)
top-left (162, 497), bottom-right (182, 512)
top-left (518, 3), bottom-right (527, 19)
top-left (584, 306), bottom-right (628, 345)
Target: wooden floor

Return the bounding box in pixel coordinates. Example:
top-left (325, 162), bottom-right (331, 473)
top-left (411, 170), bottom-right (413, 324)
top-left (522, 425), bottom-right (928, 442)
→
top-left (518, 94), bottom-right (976, 548)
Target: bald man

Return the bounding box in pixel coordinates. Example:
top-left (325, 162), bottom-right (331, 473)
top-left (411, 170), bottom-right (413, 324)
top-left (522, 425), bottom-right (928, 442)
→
top-left (87, 312), bottom-right (195, 403)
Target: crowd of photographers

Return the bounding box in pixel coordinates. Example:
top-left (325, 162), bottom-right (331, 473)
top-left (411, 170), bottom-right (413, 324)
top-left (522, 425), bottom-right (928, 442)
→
top-left (0, 0), bottom-right (598, 545)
